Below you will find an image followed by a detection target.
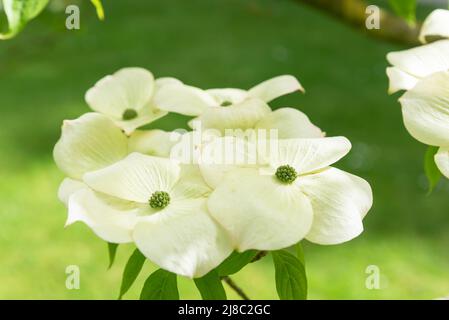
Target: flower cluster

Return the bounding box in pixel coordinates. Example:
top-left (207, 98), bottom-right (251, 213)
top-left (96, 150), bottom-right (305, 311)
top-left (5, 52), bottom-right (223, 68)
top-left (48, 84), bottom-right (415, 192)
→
top-left (54, 67), bottom-right (372, 278)
top-left (387, 9), bottom-right (449, 178)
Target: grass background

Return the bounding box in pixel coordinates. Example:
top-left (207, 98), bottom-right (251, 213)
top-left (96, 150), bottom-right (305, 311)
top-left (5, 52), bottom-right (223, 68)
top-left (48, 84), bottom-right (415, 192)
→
top-left (1, 0), bottom-right (449, 299)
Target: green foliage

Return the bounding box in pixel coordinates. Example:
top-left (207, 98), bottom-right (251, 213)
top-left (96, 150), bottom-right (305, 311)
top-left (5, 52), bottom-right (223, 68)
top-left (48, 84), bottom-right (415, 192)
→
top-left (388, 0), bottom-right (417, 25)
top-left (272, 247), bottom-right (307, 300)
top-left (194, 270), bottom-right (227, 300)
top-left (296, 243), bottom-right (305, 265)
top-left (424, 146), bottom-right (441, 195)
top-left (0, 0), bottom-right (49, 39)
top-left (107, 243), bottom-right (119, 269)
top-left (217, 250), bottom-right (258, 276)
top-left (118, 249), bottom-right (146, 300)
top-left (140, 269), bottom-right (179, 300)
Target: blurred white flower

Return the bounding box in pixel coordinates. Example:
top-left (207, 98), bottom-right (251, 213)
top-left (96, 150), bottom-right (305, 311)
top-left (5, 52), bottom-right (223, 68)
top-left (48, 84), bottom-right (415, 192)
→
top-left (419, 9), bottom-right (449, 43)
top-left (386, 9), bottom-right (449, 94)
top-left (386, 9), bottom-right (449, 178)
top-left (205, 136), bottom-right (373, 251)
top-left (386, 40), bottom-right (449, 94)
top-left (398, 71), bottom-right (449, 178)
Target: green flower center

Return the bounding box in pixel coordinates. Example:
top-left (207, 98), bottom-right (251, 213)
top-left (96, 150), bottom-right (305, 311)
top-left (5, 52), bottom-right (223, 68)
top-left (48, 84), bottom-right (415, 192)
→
top-left (220, 100), bottom-right (232, 107)
top-left (275, 165), bottom-right (298, 184)
top-left (149, 191), bottom-right (170, 209)
top-left (122, 109), bottom-right (138, 120)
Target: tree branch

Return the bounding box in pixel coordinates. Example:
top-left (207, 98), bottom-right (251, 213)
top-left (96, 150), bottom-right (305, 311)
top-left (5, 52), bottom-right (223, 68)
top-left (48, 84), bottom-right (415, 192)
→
top-left (293, 0), bottom-right (421, 45)
top-left (222, 276), bottom-right (250, 300)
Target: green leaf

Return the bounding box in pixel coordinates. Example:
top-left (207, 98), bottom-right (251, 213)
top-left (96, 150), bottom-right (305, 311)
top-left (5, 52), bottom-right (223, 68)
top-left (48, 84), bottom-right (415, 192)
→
top-left (388, 0), bottom-right (417, 26)
top-left (107, 243), bottom-right (119, 269)
top-left (118, 249), bottom-right (146, 300)
top-left (90, 0), bottom-right (105, 21)
top-left (424, 146), bottom-right (441, 195)
top-left (217, 250), bottom-right (258, 276)
top-left (272, 249), bottom-right (307, 300)
top-left (194, 270), bottom-right (227, 300)
top-left (295, 243), bottom-right (305, 266)
top-left (140, 269), bottom-right (179, 300)
top-left (0, 0), bottom-right (49, 40)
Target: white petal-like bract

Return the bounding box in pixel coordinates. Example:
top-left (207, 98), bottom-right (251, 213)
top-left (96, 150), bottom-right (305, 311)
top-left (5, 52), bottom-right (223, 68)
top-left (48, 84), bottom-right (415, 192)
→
top-left (208, 168), bottom-right (314, 251)
top-left (419, 9), bottom-right (449, 44)
top-left (133, 198), bottom-right (233, 278)
top-left (264, 137), bottom-right (351, 175)
top-left (255, 107), bottom-right (323, 139)
top-left (53, 113), bottom-right (128, 179)
top-left (387, 40), bottom-right (449, 81)
top-left (248, 75), bottom-right (304, 102)
top-left (435, 147), bottom-right (449, 179)
top-left (297, 168), bottom-right (373, 245)
top-left (84, 153), bottom-right (180, 203)
top-left (67, 188), bottom-right (141, 244)
top-left (399, 71), bottom-right (449, 146)
top-left (386, 67), bottom-right (419, 94)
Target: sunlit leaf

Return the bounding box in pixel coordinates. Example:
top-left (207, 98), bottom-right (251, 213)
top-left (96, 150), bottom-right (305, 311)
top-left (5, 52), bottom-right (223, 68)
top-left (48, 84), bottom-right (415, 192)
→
top-left (272, 249), bottom-right (307, 300)
top-left (0, 0), bottom-right (49, 39)
top-left (118, 249), bottom-right (146, 300)
top-left (194, 270), bottom-right (227, 300)
top-left (217, 250), bottom-right (258, 276)
top-left (424, 145), bottom-right (441, 195)
top-left (140, 269), bottom-right (179, 300)
top-left (388, 0), bottom-right (417, 26)
top-left (296, 242), bottom-right (305, 266)
top-left (90, 0), bottom-right (105, 21)
top-left (107, 243), bottom-right (119, 269)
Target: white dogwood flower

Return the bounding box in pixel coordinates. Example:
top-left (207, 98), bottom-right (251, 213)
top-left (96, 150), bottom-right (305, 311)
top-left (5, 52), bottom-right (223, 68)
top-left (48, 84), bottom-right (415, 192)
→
top-left (85, 67), bottom-right (182, 134)
top-left (206, 136), bottom-right (372, 251)
top-left (154, 75), bottom-right (304, 116)
top-left (398, 71), bottom-right (449, 178)
top-left (66, 153), bottom-right (232, 278)
top-left (386, 9), bottom-right (449, 178)
top-left (54, 112), bottom-right (179, 204)
top-left (386, 10), bottom-right (449, 94)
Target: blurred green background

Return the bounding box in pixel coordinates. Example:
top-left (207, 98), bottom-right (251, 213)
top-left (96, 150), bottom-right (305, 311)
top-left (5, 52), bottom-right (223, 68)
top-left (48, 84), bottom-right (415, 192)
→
top-left (1, 0), bottom-right (449, 300)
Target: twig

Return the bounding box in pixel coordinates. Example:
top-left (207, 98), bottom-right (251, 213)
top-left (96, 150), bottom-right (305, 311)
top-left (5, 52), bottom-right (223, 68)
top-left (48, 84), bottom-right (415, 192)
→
top-left (222, 276), bottom-right (250, 300)
top-left (251, 251), bottom-right (268, 263)
top-left (293, 0), bottom-right (421, 45)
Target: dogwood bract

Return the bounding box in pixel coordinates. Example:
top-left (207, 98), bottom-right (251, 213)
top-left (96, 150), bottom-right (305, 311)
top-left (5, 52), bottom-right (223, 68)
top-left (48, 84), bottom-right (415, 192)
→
top-left (154, 75), bottom-right (304, 116)
top-left (55, 67), bottom-right (373, 280)
top-left (386, 9), bottom-right (449, 178)
top-left (54, 112), bottom-right (176, 203)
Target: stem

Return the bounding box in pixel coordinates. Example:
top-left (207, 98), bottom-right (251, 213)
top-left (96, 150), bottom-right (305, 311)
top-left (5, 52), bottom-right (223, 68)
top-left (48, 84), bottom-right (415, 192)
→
top-left (222, 276), bottom-right (250, 300)
top-left (251, 251), bottom-right (268, 263)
